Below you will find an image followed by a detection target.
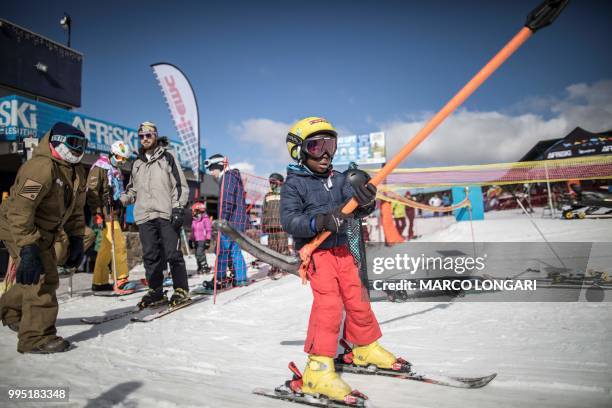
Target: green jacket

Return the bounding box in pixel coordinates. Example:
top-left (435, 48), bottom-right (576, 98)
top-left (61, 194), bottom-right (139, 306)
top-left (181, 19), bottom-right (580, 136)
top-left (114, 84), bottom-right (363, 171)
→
top-left (0, 133), bottom-right (86, 250)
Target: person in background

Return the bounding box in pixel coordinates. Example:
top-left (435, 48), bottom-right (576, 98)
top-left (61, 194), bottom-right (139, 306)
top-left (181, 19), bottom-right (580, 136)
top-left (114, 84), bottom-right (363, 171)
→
top-left (120, 121), bottom-right (190, 308)
top-left (391, 200), bottom-right (406, 236)
top-left (190, 202), bottom-right (212, 274)
top-left (87, 141), bottom-right (134, 292)
top-left (193, 154), bottom-right (248, 293)
top-left (404, 191), bottom-right (416, 240)
top-left (442, 192), bottom-right (451, 208)
top-left (262, 173), bottom-right (289, 279)
top-left (429, 194), bottom-right (442, 217)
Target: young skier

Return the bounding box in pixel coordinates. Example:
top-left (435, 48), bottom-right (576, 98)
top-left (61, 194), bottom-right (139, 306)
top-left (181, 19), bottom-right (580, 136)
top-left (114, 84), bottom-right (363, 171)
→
top-left (87, 140), bottom-right (134, 292)
top-left (280, 117), bottom-right (403, 404)
top-left (190, 202), bottom-right (212, 274)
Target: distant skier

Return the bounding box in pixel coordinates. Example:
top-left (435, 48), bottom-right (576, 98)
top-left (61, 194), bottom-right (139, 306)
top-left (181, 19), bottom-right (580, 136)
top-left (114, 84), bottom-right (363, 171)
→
top-left (391, 200), bottom-right (406, 236)
top-left (429, 194), bottom-right (442, 216)
top-left (280, 117), bottom-right (404, 404)
top-left (193, 154), bottom-right (248, 293)
top-left (404, 191), bottom-right (416, 240)
top-left (190, 202), bottom-right (212, 274)
top-left (87, 141), bottom-right (134, 292)
top-left (262, 173), bottom-right (288, 279)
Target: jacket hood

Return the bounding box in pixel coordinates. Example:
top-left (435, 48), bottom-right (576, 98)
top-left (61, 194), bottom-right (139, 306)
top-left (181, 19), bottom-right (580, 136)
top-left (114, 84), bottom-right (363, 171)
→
top-left (138, 138), bottom-right (170, 162)
top-left (33, 132), bottom-right (72, 167)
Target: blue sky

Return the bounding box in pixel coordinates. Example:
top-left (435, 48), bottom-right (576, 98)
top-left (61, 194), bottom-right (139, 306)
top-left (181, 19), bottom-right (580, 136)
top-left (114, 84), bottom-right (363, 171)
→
top-left (4, 0), bottom-right (612, 174)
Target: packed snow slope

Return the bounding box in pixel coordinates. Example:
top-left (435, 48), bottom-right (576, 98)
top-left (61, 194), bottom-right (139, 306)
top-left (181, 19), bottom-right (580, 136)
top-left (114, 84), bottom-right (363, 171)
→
top-left (1, 211), bottom-right (611, 408)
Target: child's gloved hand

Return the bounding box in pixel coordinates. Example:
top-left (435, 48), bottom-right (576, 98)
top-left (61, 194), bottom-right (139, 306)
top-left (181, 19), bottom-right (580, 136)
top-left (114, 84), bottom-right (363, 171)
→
top-left (314, 208), bottom-right (350, 233)
top-left (354, 182), bottom-right (377, 207)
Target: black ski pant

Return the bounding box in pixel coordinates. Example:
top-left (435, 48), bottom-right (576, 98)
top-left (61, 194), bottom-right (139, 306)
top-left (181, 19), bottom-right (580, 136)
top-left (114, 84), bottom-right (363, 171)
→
top-left (138, 218), bottom-right (188, 291)
top-left (195, 241), bottom-right (209, 270)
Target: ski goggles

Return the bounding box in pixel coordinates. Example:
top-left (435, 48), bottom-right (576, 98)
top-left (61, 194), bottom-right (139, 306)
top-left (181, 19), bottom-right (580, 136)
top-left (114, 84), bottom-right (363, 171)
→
top-left (303, 135), bottom-right (337, 159)
top-left (204, 156), bottom-right (226, 169)
top-left (269, 178), bottom-right (283, 187)
top-left (50, 134), bottom-right (88, 153)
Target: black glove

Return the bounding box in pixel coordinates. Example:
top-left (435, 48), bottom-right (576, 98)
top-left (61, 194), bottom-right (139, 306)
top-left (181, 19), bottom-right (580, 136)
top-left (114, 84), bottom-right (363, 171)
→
top-left (65, 236), bottom-right (85, 269)
top-left (354, 182), bottom-right (377, 207)
top-left (314, 208), bottom-right (350, 233)
top-left (16, 245), bottom-right (44, 285)
top-left (204, 239), bottom-right (211, 250)
top-left (171, 208), bottom-right (185, 230)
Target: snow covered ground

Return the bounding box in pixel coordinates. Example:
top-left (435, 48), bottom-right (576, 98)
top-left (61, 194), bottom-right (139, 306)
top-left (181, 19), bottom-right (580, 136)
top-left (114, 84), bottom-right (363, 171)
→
top-left (1, 210), bottom-right (611, 407)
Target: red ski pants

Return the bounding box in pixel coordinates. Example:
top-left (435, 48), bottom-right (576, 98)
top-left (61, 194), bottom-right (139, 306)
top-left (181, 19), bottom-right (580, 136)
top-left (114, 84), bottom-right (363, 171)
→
top-left (304, 245), bottom-right (382, 357)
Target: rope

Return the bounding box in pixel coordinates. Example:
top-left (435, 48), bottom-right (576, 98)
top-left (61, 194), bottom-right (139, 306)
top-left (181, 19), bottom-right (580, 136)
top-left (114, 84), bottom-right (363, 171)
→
top-left (378, 190), bottom-right (470, 213)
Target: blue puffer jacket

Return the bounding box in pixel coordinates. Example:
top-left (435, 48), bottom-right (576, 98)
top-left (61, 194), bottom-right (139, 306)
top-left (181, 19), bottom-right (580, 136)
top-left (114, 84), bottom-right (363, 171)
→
top-left (280, 164), bottom-right (373, 250)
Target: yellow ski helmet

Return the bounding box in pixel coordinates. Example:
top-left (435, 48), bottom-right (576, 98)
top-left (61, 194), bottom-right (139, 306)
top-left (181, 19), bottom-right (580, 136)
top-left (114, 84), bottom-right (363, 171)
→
top-left (286, 117), bottom-right (337, 161)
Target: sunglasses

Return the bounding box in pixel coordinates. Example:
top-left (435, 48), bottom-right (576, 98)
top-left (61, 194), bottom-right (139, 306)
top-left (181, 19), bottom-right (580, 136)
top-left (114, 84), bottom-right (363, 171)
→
top-left (303, 136), bottom-right (337, 159)
top-left (138, 133), bottom-right (156, 140)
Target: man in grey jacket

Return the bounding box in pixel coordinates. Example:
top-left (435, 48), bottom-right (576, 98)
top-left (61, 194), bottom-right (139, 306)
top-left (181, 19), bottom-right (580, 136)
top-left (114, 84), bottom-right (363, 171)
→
top-left (121, 121), bottom-right (190, 307)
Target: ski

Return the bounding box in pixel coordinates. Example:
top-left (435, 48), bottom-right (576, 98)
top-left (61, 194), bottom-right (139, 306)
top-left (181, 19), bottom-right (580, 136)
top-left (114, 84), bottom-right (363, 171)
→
top-left (93, 286), bottom-right (147, 297)
top-left (189, 274), bottom-right (273, 296)
top-left (254, 362), bottom-right (368, 407)
top-left (79, 302), bottom-right (165, 325)
top-left (253, 387), bottom-right (366, 408)
top-left (335, 362), bottom-right (496, 389)
top-left (92, 278), bottom-right (149, 297)
top-left (130, 294), bottom-right (208, 322)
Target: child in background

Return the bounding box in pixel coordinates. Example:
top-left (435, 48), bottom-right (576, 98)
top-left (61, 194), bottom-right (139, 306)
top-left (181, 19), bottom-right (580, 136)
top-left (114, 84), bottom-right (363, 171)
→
top-left (191, 202), bottom-right (212, 274)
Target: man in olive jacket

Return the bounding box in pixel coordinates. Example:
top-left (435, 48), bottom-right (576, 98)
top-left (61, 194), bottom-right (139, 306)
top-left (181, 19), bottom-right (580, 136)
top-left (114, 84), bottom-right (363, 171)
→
top-left (0, 122), bottom-right (87, 354)
top-left (121, 122), bottom-right (190, 308)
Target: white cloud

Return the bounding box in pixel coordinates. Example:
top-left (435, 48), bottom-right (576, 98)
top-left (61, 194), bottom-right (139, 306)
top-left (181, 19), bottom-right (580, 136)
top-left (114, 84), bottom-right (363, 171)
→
top-left (229, 118), bottom-right (291, 160)
top-left (380, 79), bottom-right (612, 167)
top-left (231, 161), bottom-right (256, 173)
top-left (228, 80), bottom-right (612, 174)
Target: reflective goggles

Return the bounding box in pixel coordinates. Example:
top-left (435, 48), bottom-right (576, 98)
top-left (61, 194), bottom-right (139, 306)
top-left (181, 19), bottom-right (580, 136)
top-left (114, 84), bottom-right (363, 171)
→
top-left (269, 178), bottom-right (283, 186)
top-left (50, 134), bottom-right (88, 153)
top-left (303, 136), bottom-right (337, 159)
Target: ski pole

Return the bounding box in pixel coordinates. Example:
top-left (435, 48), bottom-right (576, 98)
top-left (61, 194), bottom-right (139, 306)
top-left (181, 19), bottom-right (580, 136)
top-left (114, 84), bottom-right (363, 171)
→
top-left (68, 267), bottom-right (75, 297)
top-left (181, 227), bottom-right (191, 256)
top-left (296, 0), bottom-right (570, 283)
top-left (515, 197), bottom-right (567, 271)
top-left (109, 205), bottom-right (120, 293)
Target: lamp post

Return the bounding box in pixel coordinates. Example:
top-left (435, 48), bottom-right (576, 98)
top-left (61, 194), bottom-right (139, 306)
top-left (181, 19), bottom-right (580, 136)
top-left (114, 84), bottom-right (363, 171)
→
top-left (60, 13), bottom-right (71, 48)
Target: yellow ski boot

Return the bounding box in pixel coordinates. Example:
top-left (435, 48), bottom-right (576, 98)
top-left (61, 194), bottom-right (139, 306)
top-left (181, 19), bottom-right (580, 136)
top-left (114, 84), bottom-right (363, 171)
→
top-left (301, 355), bottom-right (366, 405)
top-left (352, 341), bottom-right (397, 369)
top-left (337, 339), bottom-right (410, 373)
